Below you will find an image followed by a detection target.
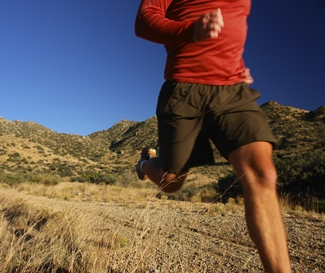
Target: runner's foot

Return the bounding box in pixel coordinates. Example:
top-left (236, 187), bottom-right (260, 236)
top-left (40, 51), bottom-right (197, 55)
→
top-left (136, 148), bottom-right (156, 180)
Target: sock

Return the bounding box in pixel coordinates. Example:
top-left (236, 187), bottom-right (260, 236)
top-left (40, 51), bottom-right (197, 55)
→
top-left (140, 160), bottom-right (147, 173)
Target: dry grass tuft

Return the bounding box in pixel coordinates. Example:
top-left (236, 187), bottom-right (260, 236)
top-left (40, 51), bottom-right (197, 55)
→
top-left (0, 189), bottom-right (142, 272)
top-left (0, 182), bottom-right (323, 272)
top-left (0, 182), bottom-right (248, 273)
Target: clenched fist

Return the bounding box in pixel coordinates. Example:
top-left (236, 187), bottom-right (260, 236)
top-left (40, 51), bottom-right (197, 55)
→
top-left (193, 8), bottom-right (224, 42)
top-left (242, 67), bottom-right (254, 85)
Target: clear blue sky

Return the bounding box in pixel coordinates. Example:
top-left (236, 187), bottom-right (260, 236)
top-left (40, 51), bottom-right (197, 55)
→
top-left (1, 1), bottom-right (324, 136)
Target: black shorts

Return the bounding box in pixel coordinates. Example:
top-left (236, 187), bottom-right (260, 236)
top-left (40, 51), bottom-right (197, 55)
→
top-left (156, 81), bottom-right (276, 174)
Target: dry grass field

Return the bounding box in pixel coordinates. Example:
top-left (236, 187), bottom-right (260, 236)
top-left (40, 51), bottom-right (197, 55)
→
top-left (0, 101), bottom-right (324, 272)
top-left (0, 182), bottom-right (324, 273)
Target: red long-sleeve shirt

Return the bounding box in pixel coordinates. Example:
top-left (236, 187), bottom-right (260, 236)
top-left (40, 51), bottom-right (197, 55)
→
top-left (135, 0), bottom-right (251, 85)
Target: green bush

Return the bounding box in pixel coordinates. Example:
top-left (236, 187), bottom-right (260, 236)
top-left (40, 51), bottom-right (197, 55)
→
top-left (85, 172), bottom-right (117, 185)
top-left (0, 172), bottom-right (61, 186)
top-left (70, 176), bottom-right (88, 183)
top-left (274, 150), bottom-right (325, 199)
top-left (57, 166), bottom-right (74, 177)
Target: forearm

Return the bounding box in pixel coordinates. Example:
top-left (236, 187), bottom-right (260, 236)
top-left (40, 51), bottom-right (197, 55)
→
top-left (135, 0), bottom-right (195, 44)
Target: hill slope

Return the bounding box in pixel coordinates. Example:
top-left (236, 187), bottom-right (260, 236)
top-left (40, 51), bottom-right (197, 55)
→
top-left (0, 101), bottom-right (324, 189)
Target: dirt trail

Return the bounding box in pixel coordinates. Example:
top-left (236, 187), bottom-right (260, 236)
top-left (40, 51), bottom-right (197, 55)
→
top-left (0, 188), bottom-right (324, 272)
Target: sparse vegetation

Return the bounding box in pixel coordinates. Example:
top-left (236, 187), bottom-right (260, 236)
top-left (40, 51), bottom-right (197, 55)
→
top-left (0, 171), bottom-right (61, 186)
top-left (0, 182), bottom-right (324, 272)
top-left (0, 102), bottom-right (324, 271)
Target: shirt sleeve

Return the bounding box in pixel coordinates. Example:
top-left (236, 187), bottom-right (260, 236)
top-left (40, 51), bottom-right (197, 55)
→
top-left (135, 0), bottom-right (195, 44)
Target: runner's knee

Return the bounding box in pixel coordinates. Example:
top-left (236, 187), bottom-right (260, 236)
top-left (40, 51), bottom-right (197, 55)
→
top-left (240, 165), bottom-right (278, 191)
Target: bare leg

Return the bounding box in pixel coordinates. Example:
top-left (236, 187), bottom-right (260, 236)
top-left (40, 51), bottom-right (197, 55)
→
top-left (142, 157), bottom-right (187, 193)
top-left (228, 142), bottom-right (291, 273)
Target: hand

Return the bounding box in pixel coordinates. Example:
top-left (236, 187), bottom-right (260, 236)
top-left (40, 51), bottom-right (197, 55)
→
top-left (242, 67), bottom-right (254, 85)
top-left (193, 8), bottom-right (224, 42)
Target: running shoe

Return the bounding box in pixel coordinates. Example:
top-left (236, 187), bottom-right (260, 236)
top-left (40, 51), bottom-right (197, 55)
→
top-left (136, 148), bottom-right (156, 180)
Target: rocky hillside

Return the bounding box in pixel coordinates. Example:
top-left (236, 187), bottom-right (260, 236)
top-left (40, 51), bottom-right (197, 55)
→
top-left (0, 101), bottom-right (324, 187)
top-left (262, 101), bottom-right (325, 156)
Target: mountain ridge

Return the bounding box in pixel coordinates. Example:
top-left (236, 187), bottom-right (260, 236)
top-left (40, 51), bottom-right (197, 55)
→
top-left (0, 101), bottom-right (324, 184)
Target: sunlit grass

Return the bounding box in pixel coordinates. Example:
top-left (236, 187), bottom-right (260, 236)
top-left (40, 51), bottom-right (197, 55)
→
top-left (0, 181), bottom-right (323, 272)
